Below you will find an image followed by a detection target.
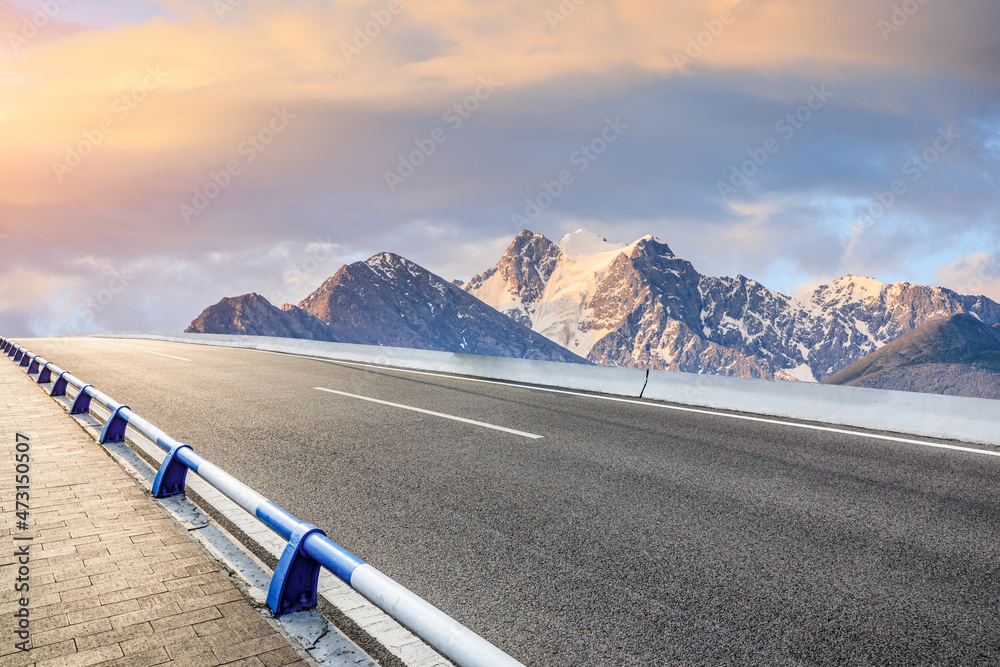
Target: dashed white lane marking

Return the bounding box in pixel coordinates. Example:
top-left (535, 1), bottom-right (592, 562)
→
top-left (314, 387), bottom-right (543, 440)
top-left (146, 351), bottom-right (192, 362)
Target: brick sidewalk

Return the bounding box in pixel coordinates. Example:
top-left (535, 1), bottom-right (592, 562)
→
top-left (0, 355), bottom-right (312, 666)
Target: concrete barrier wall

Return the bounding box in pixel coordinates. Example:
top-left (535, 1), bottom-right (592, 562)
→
top-left (92, 332), bottom-right (649, 398)
top-left (643, 369), bottom-right (1000, 447)
top-left (89, 332), bottom-right (1000, 447)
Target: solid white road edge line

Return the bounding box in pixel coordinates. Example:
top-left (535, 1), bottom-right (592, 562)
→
top-left (146, 350), bottom-right (192, 362)
top-left (314, 386), bottom-right (544, 440)
top-left (297, 356), bottom-right (999, 459)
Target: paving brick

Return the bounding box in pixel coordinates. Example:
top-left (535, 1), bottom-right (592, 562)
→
top-left (93, 645), bottom-right (171, 667)
top-left (75, 621), bottom-right (155, 651)
top-left (32, 617), bottom-right (114, 648)
top-left (34, 642), bottom-right (124, 667)
top-left (159, 650), bottom-right (220, 667)
top-left (60, 583), bottom-right (104, 604)
top-left (119, 625), bottom-right (197, 656)
top-left (32, 613), bottom-right (70, 634)
top-left (108, 606), bottom-right (169, 631)
top-left (212, 633), bottom-right (290, 663)
top-left (0, 638), bottom-right (77, 666)
top-left (65, 598), bottom-right (141, 625)
top-left (149, 605), bottom-right (224, 632)
top-left (99, 581), bottom-right (169, 606)
top-left (32, 596), bottom-right (101, 621)
top-left (219, 658), bottom-right (268, 667)
top-left (259, 645), bottom-right (307, 667)
top-left (164, 571), bottom-right (225, 592)
top-left (177, 587), bottom-right (245, 613)
top-left (0, 592), bottom-right (60, 612)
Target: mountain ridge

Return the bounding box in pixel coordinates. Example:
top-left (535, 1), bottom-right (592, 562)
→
top-left (821, 314), bottom-right (1000, 399)
top-left (186, 228), bottom-right (1000, 382)
top-left (464, 229), bottom-right (1000, 380)
top-left (187, 252), bottom-right (588, 365)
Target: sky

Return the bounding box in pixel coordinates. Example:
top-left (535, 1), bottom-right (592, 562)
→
top-left (0, 0), bottom-right (998, 337)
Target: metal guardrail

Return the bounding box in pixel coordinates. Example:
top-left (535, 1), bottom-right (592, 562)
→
top-left (1, 337), bottom-right (524, 667)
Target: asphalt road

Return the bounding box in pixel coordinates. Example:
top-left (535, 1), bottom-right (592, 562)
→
top-left (16, 337), bottom-right (1000, 666)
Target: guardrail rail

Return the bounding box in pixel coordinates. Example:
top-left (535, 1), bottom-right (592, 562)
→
top-left (0, 337), bottom-right (525, 667)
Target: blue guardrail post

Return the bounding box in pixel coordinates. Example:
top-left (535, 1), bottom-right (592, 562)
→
top-left (151, 443), bottom-right (194, 497)
top-left (70, 385), bottom-right (93, 414)
top-left (38, 363), bottom-right (53, 384)
top-left (100, 405), bottom-right (131, 444)
top-left (51, 372), bottom-right (70, 396)
top-left (267, 523), bottom-right (327, 616)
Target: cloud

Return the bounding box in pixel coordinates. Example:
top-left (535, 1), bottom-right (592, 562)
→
top-left (935, 251), bottom-right (1000, 302)
top-left (0, 239), bottom-right (361, 337)
top-left (0, 0), bottom-right (999, 333)
top-left (0, 0), bottom-right (88, 58)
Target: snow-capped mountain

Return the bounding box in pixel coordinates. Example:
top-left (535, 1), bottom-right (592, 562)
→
top-left (188, 252), bottom-right (587, 365)
top-left (465, 229), bottom-right (1000, 380)
top-left (187, 229), bottom-right (1000, 380)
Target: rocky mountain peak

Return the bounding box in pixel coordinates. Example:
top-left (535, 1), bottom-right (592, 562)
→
top-left (462, 229), bottom-right (563, 311)
top-left (363, 251), bottom-right (422, 279)
top-left (510, 228), bottom-right (546, 246)
top-left (504, 229), bottom-right (562, 264)
top-left (366, 251), bottom-right (403, 265)
top-left (628, 235), bottom-right (674, 260)
top-left (814, 275), bottom-right (887, 302)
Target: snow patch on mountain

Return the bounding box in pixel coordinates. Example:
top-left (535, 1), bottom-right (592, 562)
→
top-left (558, 228), bottom-right (626, 255)
top-left (784, 364), bottom-right (817, 382)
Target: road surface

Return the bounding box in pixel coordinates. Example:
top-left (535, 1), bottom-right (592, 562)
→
top-left (18, 337), bottom-right (1000, 666)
